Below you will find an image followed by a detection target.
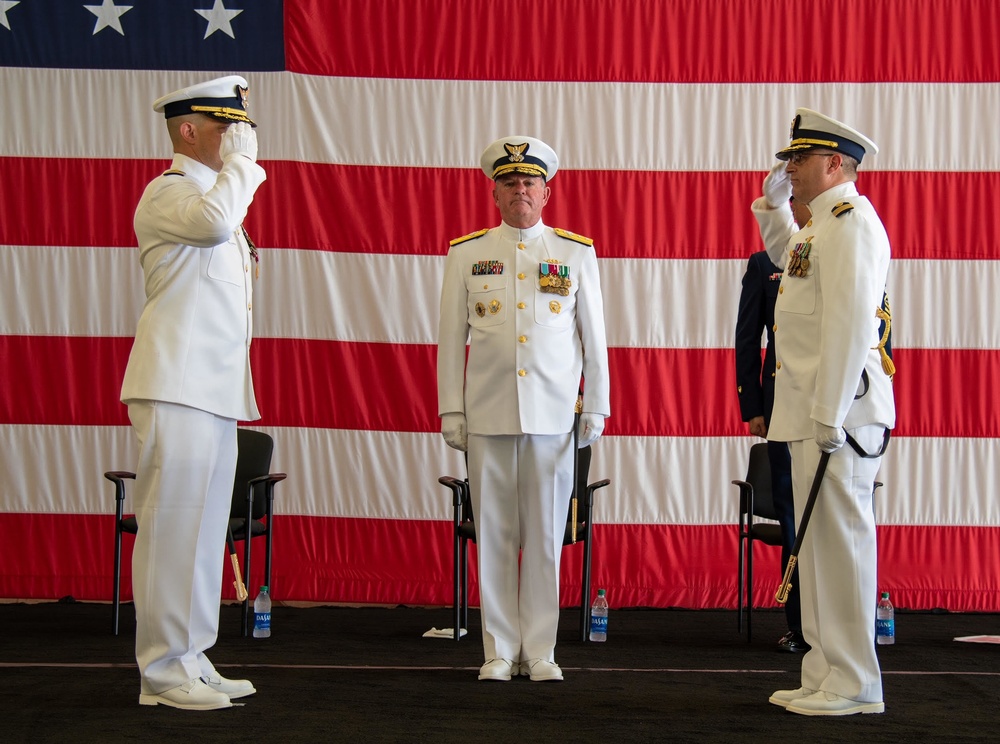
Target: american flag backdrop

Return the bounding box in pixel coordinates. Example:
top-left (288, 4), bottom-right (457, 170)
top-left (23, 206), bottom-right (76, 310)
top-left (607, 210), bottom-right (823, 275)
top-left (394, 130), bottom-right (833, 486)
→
top-left (1, 0), bottom-right (999, 611)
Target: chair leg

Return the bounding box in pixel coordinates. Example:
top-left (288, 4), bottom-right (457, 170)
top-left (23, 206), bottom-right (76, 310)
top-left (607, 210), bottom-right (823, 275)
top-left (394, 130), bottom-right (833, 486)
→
top-left (746, 539), bottom-right (754, 643)
top-left (112, 528), bottom-right (122, 636)
top-left (737, 535), bottom-right (745, 634)
top-left (264, 531), bottom-right (273, 601)
top-left (580, 537), bottom-right (593, 642)
top-left (453, 535), bottom-right (462, 642)
top-left (241, 536), bottom-right (252, 638)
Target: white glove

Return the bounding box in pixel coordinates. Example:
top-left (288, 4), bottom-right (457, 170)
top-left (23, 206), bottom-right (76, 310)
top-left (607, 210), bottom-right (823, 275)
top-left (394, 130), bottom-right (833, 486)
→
top-left (813, 421), bottom-right (846, 453)
top-left (762, 160), bottom-right (792, 208)
top-left (441, 412), bottom-right (468, 452)
top-left (220, 121), bottom-right (258, 164)
top-left (578, 413), bottom-right (605, 449)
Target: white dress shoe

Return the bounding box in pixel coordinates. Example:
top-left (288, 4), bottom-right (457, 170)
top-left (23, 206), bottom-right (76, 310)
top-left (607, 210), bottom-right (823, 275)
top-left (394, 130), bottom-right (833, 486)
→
top-left (519, 659), bottom-right (563, 681)
top-left (139, 678), bottom-right (233, 710)
top-left (203, 673), bottom-right (256, 699)
top-left (786, 690), bottom-right (885, 716)
top-left (768, 686), bottom-right (817, 708)
top-left (478, 658), bottom-right (515, 681)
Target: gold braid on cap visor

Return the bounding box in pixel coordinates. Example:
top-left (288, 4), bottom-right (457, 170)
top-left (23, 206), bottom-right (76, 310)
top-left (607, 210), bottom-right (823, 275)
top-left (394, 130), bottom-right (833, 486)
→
top-left (787, 137), bottom-right (840, 150)
top-left (492, 162), bottom-right (548, 179)
top-left (190, 105), bottom-right (252, 121)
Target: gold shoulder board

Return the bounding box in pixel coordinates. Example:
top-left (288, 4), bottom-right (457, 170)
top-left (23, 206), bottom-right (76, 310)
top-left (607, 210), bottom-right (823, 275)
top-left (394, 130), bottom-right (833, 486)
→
top-left (553, 227), bottom-right (594, 246)
top-left (162, 169), bottom-right (186, 177)
top-left (449, 228), bottom-right (489, 246)
top-left (832, 201), bottom-right (854, 217)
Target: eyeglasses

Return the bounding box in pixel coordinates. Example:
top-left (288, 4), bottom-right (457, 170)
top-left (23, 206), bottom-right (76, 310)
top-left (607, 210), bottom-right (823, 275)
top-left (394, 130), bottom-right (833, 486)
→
top-left (788, 152), bottom-right (835, 166)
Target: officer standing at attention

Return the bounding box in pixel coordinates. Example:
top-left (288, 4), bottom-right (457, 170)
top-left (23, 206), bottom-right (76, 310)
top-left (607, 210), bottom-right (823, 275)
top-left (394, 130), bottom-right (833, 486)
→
top-left (437, 136), bottom-right (611, 682)
top-left (751, 109), bottom-right (895, 716)
top-left (120, 76), bottom-right (266, 710)
top-left (735, 197), bottom-right (812, 654)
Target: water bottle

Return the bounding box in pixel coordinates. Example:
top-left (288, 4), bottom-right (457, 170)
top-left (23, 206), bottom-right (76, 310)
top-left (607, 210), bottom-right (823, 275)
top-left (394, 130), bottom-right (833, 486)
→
top-left (876, 591), bottom-right (894, 645)
top-left (253, 585), bottom-right (271, 638)
top-left (589, 588), bottom-right (609, 642)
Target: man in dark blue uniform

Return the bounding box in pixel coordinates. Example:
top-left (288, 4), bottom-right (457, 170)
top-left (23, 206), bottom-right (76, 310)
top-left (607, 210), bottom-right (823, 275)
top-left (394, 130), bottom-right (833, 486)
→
top-left (734, 199), bottom-right (811, 653)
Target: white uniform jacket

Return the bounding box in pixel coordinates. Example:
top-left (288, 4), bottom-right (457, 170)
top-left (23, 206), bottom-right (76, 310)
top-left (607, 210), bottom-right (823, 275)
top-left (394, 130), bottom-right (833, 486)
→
top-left (438, 220), bottom-right (610, 435)
top-left (121, 153), bottom-right (266, 422)
top-left (751, 182), bottom-right (895, 441)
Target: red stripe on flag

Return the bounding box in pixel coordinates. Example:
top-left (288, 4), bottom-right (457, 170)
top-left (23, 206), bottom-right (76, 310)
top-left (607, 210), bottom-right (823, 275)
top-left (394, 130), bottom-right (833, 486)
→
top-left (285, 0), bottom-right (1000, 84)
top-left (2, 156), bottom-right (997, 261)
top-left (2, 513), bottom-right (997, 611)
top-left (1, 335), bottom-right (995, 438)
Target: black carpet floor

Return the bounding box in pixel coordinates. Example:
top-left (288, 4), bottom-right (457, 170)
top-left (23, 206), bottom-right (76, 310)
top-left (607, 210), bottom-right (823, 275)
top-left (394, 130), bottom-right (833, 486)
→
top-left (2, 601), bottom-right (998, 743)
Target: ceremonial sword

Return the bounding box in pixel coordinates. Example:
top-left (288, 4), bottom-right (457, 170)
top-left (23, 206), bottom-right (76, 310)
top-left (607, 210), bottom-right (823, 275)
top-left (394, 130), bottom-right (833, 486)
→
top-left (775, 450), bottom-right (831, 604)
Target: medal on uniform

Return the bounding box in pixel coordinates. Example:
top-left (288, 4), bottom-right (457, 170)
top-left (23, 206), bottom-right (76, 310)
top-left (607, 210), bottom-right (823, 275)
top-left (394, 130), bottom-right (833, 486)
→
top-left (475, 302), bottom-right (486, 317)
top-left (472, 260), bottom-right (503, 275)
top-left (787, 239), bottom-right (812, 278)
top-left (241, 225), bottom-right (259, 279)
top-left (539, 261), bottom-right (571, 296)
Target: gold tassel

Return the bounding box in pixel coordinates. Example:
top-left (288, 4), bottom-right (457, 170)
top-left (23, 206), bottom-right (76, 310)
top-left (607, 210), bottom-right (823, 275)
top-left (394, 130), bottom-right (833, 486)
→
top-left (879, 346), bottom-right (896, 378)
top-left (874, 303), bottom-right (895, 380)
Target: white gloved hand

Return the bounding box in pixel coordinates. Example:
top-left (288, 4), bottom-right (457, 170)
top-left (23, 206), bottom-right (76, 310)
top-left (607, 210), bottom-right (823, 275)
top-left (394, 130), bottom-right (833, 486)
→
top-left (813, 421), bottom-right (846, 453)
top-left (762, 160), bottom-right (792, 208)
top-left (441, 412), bottom-right (468, 452)
top-left (577, 413), bottom-right (605, 449)
top-left (220, 121), bottom-right (258, 164)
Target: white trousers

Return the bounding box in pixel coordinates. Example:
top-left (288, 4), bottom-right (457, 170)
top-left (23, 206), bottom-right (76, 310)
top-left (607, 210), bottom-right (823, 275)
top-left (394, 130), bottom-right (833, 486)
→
top-left (790, 424), bottom-right (885, 703)
top-left (128, 401), bottom-right (237, 694)
top-left (468, 432), bottom-right (574, 663)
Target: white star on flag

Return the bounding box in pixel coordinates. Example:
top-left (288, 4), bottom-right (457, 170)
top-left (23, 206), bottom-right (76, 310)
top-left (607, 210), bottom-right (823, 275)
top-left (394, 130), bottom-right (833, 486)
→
top-left (0, 1), bottom-right (20, 31)
top-left (84, 0), bottom-right (132, 36)
top-left (195, 0), bottom-right (243, 40)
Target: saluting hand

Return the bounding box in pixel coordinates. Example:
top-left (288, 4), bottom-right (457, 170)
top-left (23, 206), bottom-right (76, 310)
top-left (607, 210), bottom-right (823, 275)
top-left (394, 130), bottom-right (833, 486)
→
top-left (220, 121), bottom-right (258, 164)
top-left (762, 160), bottom-right (792, 209)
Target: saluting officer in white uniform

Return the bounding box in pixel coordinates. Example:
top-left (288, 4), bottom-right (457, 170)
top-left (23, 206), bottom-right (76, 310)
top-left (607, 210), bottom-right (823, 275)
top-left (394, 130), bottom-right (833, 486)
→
top-left (438, 136), bottom-right (611, 682)
top-left (751, 109), bottom-right (895, 716)
top-left (120, 76), bottom-right (267, 711)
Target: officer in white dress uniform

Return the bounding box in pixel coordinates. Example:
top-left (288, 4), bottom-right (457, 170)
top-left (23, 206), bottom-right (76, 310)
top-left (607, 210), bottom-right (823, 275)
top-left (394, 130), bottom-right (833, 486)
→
top-left (750, 109), bottom-right (895, 716)
top-left (120, 75), bottom-right (267, 710)
top-left (437, 136), bottom-right (611, 681)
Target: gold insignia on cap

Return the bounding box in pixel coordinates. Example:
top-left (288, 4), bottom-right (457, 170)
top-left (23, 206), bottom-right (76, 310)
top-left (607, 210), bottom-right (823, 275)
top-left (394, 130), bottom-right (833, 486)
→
top-left (504, 142), bottom-right (528, 163)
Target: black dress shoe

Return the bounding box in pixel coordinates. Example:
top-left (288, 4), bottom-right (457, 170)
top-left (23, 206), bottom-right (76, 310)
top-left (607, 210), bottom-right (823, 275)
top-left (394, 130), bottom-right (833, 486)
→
top-left (777, 631), bottom-right (811, 653)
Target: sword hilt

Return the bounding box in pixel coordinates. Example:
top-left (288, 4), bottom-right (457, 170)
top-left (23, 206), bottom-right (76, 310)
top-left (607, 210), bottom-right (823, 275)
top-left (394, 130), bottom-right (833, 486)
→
top-left (230, 552), bottom-right (249, 602)
top-left (775, 555), bottom-right (797, 604)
